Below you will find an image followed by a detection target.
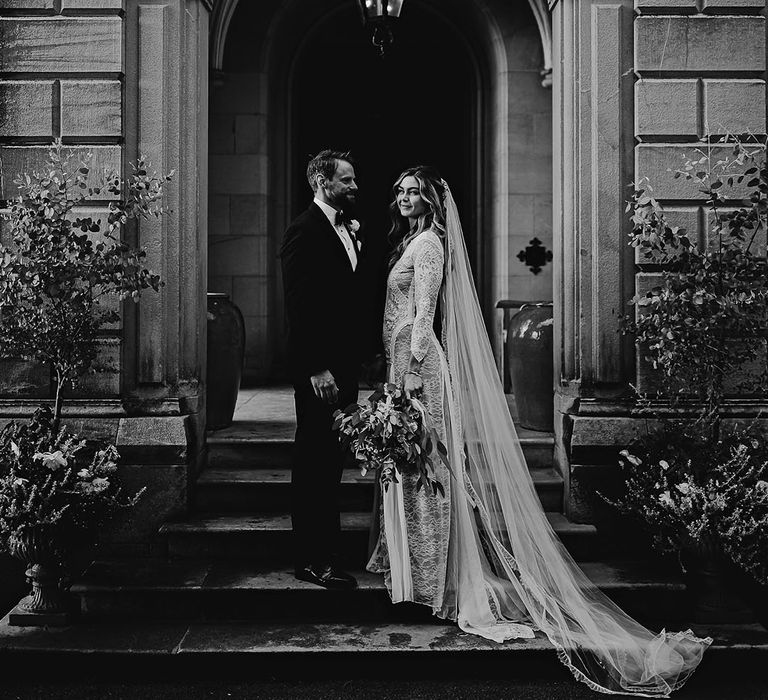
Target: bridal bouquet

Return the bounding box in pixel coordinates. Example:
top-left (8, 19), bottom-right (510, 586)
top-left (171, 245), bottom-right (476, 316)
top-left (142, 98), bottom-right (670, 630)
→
top-left (333, 383), bottom-right (447, 496)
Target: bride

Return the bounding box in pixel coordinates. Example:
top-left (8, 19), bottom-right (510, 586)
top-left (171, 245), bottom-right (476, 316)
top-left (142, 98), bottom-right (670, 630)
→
top-left (366, 165), bottom-right (711, 697)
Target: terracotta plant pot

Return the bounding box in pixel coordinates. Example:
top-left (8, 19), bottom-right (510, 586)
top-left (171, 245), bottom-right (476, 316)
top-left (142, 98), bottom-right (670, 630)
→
top-left (506, 303), bottom-right (554, 432)
top-left (206, 292), bottom-right (246, 431)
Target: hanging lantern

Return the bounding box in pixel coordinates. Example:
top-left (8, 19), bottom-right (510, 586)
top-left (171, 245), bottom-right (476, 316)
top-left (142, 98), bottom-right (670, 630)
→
top-left (356, 0), bottom-right (405, 56)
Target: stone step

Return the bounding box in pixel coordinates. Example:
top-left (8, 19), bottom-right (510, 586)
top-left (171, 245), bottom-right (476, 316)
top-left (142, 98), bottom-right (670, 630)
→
top-left (71, 558), bottom-right (689, 624)
top-left (206, 424), bottom-right (555, 469)
top-left (1, 614), bottom-right (766, 684)
top-left (159, 512), bottom-right (598, 562)
top-left (192, 466), bottom-right (564, 513)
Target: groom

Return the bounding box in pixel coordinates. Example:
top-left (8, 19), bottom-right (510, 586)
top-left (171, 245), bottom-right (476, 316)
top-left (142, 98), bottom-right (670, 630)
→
top-left (280, 149), bottom-right (381, 589)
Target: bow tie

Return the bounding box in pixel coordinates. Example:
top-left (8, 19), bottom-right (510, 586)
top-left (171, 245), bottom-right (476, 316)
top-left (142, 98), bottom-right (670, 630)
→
top-left (334, 210), bottom-right (352, 227)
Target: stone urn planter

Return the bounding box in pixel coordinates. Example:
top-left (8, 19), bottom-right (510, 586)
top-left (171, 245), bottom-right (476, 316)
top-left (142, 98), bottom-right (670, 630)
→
top-left (207, 292), bottom-right (246, 431)
top-left (506, 302), bottom-right (554, 432)
top-left (7, 526), bottom-right (71, 626)
top-left (681, 539), bottom-right (755, 625)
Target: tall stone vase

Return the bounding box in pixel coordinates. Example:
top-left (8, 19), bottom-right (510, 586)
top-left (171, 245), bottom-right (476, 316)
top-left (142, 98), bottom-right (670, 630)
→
top-left (7, 526), bottom-right (72, 626)
top-left (207, 292), bottom-right (246, 431)
top-left (506, 303), bottom-right (554, 432)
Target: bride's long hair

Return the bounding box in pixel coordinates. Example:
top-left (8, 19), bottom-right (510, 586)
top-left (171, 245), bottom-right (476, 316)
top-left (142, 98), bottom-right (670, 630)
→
top-left (387, 166), bottom-right (447, 269)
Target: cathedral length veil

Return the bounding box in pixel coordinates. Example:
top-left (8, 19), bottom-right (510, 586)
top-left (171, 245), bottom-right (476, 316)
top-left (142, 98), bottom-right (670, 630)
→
top-left (434, 182), bottom-right (712, 696)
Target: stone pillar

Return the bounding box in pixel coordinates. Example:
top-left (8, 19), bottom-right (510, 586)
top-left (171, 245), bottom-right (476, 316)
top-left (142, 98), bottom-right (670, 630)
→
top-left (122, 0), bottom-right (210, 422)
top-left (552, 0), bottom-right (636, 519)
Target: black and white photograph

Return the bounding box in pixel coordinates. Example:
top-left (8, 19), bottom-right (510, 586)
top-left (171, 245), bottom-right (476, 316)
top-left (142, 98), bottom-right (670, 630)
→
top-left (0, 0), bottom-right (766, 698)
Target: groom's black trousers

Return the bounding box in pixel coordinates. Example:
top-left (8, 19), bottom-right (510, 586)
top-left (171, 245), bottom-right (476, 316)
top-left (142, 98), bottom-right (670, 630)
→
top-left (292, 369), bottom-right (358, 569)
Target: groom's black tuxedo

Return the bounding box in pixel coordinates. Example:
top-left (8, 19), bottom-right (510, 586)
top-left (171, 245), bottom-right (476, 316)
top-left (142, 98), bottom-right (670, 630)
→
top-left (280, 202), bottom-right (382, 569)
top-left (280, 202), bottom-right (374, 379)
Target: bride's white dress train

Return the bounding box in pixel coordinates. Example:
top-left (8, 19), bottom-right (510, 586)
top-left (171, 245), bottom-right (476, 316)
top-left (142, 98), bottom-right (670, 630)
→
top-left (366, 189), bottom-right (711, 697)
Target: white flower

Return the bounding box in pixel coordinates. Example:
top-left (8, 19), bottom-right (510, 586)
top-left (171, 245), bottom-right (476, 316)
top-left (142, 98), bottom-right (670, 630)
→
top-left (89, 477), bottom-right (110, 493)
top-left (659, 460), bottom-right (670, 471)
top-left (658, 491), bottom-right (674, 507)
top-left (10, 441), bottom-right (20, 458)
top-left (675, 482), bottom-right (691, 495)
top-left (33, 450), bottom-right (67, 471)
top-left (619, 450), bottom-right (642, 467)
top-left (77, 469), bottom-right (92, 479)
top-left (755, 480), bottom-right (768, 495)
top-left (348, 219), bottom-right (361, 234)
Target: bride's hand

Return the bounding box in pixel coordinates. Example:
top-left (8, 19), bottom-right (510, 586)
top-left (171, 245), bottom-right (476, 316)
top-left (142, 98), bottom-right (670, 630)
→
top-left (403, 371), bottom-right (423, 398)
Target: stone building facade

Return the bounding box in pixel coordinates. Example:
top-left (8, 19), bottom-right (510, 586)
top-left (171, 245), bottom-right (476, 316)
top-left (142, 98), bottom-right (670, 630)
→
top-left (0, 0), bottom-right (764, 546)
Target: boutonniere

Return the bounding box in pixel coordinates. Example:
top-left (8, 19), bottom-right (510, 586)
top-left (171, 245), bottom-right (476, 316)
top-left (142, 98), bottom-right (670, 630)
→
top-left (348, 219), bottom-right (361, 234)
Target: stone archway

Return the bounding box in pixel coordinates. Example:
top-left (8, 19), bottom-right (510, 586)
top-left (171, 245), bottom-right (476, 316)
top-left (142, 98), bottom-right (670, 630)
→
top-left (210, 0), bottom-right (553, 78)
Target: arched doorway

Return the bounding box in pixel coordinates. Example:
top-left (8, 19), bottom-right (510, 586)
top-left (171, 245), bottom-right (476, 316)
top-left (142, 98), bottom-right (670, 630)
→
top-left (209, 0), bottom-right (552, 386)
top-left (291, 4), bottom-right (483, 276)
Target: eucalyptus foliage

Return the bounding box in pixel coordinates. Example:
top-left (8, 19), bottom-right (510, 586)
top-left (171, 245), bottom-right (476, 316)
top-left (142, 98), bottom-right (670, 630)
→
top-left (0, 142), bottom-right (172, 431)
top-left (620, 137), bottom-right (768, 423)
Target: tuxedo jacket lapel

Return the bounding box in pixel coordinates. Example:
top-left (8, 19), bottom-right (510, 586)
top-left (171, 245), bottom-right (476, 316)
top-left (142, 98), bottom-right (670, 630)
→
top-left (308, 202), bottom-right (359, 273)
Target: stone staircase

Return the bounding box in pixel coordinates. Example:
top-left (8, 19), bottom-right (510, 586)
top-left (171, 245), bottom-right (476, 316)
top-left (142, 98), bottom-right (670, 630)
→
top-left (69, 389), bottom-right (690, 626)
top-left (7, 388), bottom-right (762, 680)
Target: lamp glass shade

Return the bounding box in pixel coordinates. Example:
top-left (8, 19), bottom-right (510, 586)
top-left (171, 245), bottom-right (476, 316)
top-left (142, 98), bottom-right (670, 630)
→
top-left (387, 0), bottom-right (404, 17)
top-left (362, 0), bottom-right (383, 18)
top-left (361, 0), bottom-right (403, 19)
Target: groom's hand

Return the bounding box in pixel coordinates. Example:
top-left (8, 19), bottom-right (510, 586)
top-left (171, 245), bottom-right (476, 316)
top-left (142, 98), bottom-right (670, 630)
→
top-left (310, 370), bottom-right (338, 404)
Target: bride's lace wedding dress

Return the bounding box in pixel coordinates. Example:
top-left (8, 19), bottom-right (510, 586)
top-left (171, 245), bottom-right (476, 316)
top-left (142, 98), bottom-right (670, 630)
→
top-left (367, 230), bottom-right (452, 611)
top-left (368, 228), bottom-right (536, 635)
top-left (366, 187), bottom-right (712, 697)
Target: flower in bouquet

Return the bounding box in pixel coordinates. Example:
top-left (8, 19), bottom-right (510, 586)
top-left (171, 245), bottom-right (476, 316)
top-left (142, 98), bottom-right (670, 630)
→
top-left (333, 382), bottom-right (448, 496)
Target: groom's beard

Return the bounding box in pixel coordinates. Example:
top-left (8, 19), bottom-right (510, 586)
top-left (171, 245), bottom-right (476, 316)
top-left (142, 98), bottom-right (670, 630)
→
top-left (330, 191), bottom-right (357, 212)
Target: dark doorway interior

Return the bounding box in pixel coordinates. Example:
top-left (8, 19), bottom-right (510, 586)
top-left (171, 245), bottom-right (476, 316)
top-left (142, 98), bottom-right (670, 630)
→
top-left (292, 4), bottom-right (481, 275)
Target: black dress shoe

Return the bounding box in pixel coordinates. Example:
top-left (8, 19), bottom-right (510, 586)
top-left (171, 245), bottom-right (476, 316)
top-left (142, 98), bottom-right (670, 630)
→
top-left (294, 564), bottom-right (358, 590)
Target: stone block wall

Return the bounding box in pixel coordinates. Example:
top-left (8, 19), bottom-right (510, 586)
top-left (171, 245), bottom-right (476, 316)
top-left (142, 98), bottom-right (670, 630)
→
top-left (632, 6), bottom-right (767, 394)
top-left (209, 72), bottom-right (271, 385)
top-left (0, 0), bottom-right (124, 398)
top-left (503, 27), bottom-right (554, 305)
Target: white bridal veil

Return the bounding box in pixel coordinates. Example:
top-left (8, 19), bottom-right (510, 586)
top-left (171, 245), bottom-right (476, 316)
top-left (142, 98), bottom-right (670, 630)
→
top-left (436, 182), bottom-right (712, 696)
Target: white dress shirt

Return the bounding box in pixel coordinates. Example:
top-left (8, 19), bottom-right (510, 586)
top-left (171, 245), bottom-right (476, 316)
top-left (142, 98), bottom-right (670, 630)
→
top-left (314, 197), bottom-right (359, 270)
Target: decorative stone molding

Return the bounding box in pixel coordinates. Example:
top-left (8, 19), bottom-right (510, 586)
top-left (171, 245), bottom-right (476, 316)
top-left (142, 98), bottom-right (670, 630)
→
top-left (526, 0), bottom-right (553, 87)
top-left (210, 0), bottom-right (238, 72)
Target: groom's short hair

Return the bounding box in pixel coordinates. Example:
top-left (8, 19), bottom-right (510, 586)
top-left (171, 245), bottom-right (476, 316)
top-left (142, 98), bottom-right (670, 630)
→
top-left (307, 149), bottom-right (354, 192)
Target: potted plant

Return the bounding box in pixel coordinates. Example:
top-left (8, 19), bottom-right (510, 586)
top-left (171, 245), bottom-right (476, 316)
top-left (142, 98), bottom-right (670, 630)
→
top-left (0, 142), bottom-right (172, 623)
top-left (610, 421), bottom-right (768, 622)
top-left (612, 135), bottom-right (768, 620)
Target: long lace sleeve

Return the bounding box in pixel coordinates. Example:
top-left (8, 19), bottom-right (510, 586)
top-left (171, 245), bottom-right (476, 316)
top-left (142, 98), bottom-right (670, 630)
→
top-left (410, 232), bottom-right (444, 362)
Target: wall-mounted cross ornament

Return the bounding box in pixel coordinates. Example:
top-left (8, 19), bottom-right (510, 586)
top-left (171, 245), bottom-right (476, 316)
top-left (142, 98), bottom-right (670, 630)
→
top-left (516, 237), bottom-right (552, 275)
